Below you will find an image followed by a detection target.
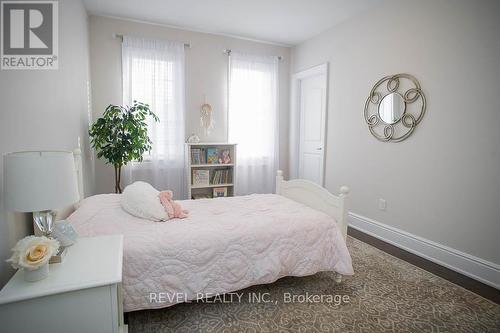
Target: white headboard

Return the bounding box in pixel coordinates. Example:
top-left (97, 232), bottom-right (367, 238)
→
top-left (275, 170), bottom-right (349, 239)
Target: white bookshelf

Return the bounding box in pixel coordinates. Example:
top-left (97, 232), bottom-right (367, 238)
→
top-left (191, 183), bottom-right (234, 189)
top-left (185, 143), bottom-right (237, 199)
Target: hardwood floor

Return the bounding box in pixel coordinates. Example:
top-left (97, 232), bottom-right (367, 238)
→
top-left (347, 226), bottom-right (500, 304)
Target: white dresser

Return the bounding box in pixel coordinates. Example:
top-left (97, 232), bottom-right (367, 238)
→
top-left (0, 235), bottom-right (126, 333)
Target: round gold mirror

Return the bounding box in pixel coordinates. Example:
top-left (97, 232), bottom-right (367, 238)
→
top-left (364, 74), bottom-right (426, 142)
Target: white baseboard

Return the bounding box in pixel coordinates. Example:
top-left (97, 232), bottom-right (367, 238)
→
top-left (348, 212), bottom-right (500, 290)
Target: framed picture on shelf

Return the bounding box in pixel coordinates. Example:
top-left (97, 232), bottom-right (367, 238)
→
top-left (192, 170), bottom-right (210, 186)
top-left (213, 187), bottom-right (228, 197)
top-left (206, 148), bottom-right (218, 164)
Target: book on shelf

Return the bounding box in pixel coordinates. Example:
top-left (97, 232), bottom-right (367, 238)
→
top-left (192, 169), bottom-right (209, 186)
top-left (192, 193), bottom-right (212, 199)
top-left (191, 148), bottom-right (201, 164)
top-left (190, 146), bottom-right (232, 165)
top-left (191, 148), bottom-right (207, 164)
top-left (206, 148), bottom-right (218, 164)
top-left (210, 169), bottom-right (231, 185)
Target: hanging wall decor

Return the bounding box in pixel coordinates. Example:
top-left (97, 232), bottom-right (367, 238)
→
top-left (186, 134), bottom-right (200, 143)
top-left (364, 73), bottom-right (426, 142)
top-left (200, 103), bottom-right (214, 136)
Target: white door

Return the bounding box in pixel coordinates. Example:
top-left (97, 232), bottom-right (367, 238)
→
top-left (298, 71), bottom-right (327, 185)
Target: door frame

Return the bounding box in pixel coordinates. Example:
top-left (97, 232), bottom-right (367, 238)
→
top-left (289, 63), bottom-right (329, 185)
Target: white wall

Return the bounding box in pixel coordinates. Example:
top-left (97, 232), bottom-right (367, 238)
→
top-left (291, 0), bottom-right (500, 265)
top-left (0, 0), bottom-right (93, 287)
top-left (88, 15), bottom-right (290, 194)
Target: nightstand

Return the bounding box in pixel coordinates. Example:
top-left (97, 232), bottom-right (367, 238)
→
top-left (0, 235), bottom-right (127, 333)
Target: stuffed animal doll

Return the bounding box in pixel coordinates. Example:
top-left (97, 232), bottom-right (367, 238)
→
top-left (218, 150), bottom-right (231, 164)
top-left (159, 190), bottom-right (189, 219)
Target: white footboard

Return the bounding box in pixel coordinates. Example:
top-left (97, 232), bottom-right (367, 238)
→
top-left (275, 170), bottom-right (349, 240)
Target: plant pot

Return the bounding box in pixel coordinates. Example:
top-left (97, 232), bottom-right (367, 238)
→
top-left (23, 263), bottom-right (49, 282)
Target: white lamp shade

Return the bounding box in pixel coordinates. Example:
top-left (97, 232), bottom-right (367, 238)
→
top-left (4, 151), bottom-right (80, 212)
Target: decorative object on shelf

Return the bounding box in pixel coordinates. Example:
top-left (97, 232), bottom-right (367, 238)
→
top-left (3, 151), bottom-right (80, 244)
top-left (89, 101), bottom-right (159, 193)
top-left (213, 187), bottom-right (228, 197)
top-left (187, 134), bottom-right (200, 143)
top-left (52, 220), bottom-right (78, 247)
top-left (206, 147), bottom-right (219, 164)
top-left (192, 170), bottom-right (210, 186)
top-left (218, 149), bottom-right (231, 164)
top-left (7, 236), bottom-right (59, 282)
top-left (200, 103), bottom-right (214, 136)
top-left (364, 73), bottom-right (426, 142)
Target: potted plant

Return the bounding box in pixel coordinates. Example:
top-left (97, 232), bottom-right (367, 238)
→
top-left (89, 101), bottom-right (159, 193)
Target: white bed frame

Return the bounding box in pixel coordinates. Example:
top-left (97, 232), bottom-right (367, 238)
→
top-left (276, 170), bottom-right (349, 283)
top-left (275, 170), bottom-right (349, 240)
top-left (70, 151), bottom-right (350, 282)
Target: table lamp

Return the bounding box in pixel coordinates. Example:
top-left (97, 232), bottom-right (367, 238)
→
top-left (3, 151), bottom-right (80, 238)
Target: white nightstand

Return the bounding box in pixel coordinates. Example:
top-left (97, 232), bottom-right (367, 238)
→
top-left (0, 235), bottom-right (126, 333)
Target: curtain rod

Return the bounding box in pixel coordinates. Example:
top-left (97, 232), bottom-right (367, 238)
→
top-left (113, 34), bottom-right (191, 48)
top-left (223, 49), bottom-right (283, 61)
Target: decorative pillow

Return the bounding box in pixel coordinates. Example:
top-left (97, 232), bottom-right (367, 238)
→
top-left (120, 181), bottom-right (167, 221)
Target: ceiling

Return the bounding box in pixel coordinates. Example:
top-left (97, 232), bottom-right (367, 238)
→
top-left (82, 0), bottom-right (381, 46)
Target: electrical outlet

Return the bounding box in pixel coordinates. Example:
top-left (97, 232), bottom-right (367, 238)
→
top-left (379, 198), bottom-right (387, 211)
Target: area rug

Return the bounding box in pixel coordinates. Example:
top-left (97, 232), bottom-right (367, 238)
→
top-left (128, 236), bottom-right (500, 332)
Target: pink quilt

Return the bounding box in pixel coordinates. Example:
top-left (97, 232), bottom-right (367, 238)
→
top-left (68, 193), bottom-right (353, 312)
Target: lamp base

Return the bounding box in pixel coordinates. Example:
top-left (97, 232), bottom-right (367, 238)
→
top-left (33, 210), bottom-right (55, 237)
top-left (49, 246), bottom-right (69, 264)
top-left (32, 212), bottom-right (69, 264)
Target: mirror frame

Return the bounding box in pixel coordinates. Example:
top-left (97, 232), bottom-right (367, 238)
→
top-left (364, 73), bottom-right (426, 142)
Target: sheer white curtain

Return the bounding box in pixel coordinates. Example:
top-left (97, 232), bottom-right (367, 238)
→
top-left (228, 52), bottom-right (278, 195)
top-left (122, 36), bottom-right (186, 198)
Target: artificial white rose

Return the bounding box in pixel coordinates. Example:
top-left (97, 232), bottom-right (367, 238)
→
top-left (7, 236), bottom-right (59, 270)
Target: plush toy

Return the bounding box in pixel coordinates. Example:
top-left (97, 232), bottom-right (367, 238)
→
top-left (218, 150), bottom-right (231, 164)
top-left (159, 190), bottom-right (189, 219)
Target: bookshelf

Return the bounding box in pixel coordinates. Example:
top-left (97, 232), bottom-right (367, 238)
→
top-left (185, 143), bottom-right (237, 199)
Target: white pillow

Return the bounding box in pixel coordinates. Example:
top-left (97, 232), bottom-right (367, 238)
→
top-left (120, 181), bottom-right (167, 221)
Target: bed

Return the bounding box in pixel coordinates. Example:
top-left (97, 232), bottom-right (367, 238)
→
top-left (66, 150), bottom-right (353, 312)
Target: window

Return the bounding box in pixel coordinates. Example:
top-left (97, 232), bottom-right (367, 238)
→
top-left (228, 52), bottom-right (278, 195)
top-left (128, 58), bottom-right (175, 157)
top-left (121, 36), bottom-right (186, 197)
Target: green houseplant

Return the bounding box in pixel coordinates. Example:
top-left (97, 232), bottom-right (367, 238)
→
top-left (89, 101), bottom-right (159, 193)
